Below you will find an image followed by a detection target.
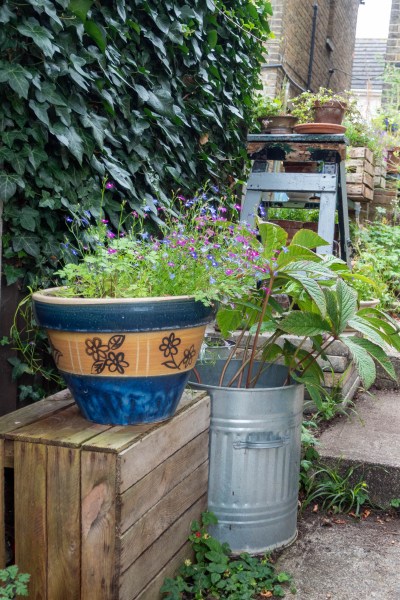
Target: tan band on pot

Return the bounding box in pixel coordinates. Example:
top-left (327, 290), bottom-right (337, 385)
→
top-left (47, 326), bottom-right (206, 377)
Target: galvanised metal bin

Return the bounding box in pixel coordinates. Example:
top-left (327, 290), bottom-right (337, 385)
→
top-left (190, 360), bottom-right (304, 554)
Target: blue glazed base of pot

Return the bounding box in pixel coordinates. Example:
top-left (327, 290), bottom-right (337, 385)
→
top-left (62, 371), bottom-right (191, 425)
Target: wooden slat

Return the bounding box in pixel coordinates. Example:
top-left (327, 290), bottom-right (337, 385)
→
top-left (119, 495), bottom-right (207, 600)
top-left (136, 541), bottom-right (193, 600)
top-left (0, 440), bottom-right (5, 568)
top-left (0, 389), bottom-right (74, 436)
top-left (247, 172), bottom-right (337, 192)
top-left (348, 146), bottom-right (374, 163)
top-left (119, 430), bottom-right (209, 533)
top-left (81, 390), bottom-right (207, 454)
top-left (118, 395), bottom-right (210, 493)
top-left (15, 442), bottom-right (47, 599)
top-left (81, 450), bottom-right (118, 600)
top-left (120, 461), bottom-right (208, 571)
top-left (347, 183), bottom-right (374, 201)
top-left (346, 171), bottom-right (374, 189)
top-left (6, 405), bottom-right (110, 448)
top-left (47, 446), bottom-right (81, 600)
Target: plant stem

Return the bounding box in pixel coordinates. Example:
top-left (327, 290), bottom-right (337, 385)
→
top-left (245, 277), bottom-right (274, 388)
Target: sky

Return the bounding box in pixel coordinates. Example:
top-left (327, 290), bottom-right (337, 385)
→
top-left (356, 0), bottom-right (392, 38)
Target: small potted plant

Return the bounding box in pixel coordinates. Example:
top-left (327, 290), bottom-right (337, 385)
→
top-left (252, 94), bottom-right (297, 134)
top-left (290, 87), bottom-right (355, 133)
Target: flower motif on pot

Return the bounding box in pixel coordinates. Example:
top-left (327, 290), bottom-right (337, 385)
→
top-left (85, 335), bottom-right (129, 374)
top-left (159, 332), bottom-right (196, 370)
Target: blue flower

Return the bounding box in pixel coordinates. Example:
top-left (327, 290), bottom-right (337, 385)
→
top-left (65, 216), bottom-right (73, 223)
top-left (140, 232), bottom-right (149, 239)
top-left (143, 205), bottom-right (151, 212)
top-left (209, 276), bottom-right (216, 284)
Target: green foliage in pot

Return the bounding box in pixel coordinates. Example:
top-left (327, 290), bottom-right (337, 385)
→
top-left (52, 182), bottom-right (264, 306)
top-left (160, 511), bottom-right (294, 599)
top-left (215, 220), bottom-right (400, 403)
top-left (252, 95), bottom-right (286, 119)
top-left (290, 87), bottom-right (357, 124)
top-left (343, 118), bottom-right (383, 159)
top-left (0, 0), bottom-right (272, 289)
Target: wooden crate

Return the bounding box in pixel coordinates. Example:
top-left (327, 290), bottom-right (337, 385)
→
top-left (0, 389), bottom-right (210, 600)
top-left (346, 147), bottom-right (375, 202)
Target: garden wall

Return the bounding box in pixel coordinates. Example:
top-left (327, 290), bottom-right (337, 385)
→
top-left (262, 0), bottom-right (360, 96)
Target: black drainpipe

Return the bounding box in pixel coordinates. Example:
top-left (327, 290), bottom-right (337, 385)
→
top-left (307, 3), bottom-right (318, 90)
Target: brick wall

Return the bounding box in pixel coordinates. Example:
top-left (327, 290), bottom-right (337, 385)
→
top-left (386, 0), bottom-right (400, 63)
top-left (262, 0), bottom-right (360, 98)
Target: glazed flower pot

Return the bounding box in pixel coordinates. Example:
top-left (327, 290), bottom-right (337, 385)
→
top-left (32, 289), bottom-right (215, 425)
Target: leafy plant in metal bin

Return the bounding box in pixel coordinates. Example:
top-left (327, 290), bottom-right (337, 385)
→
top-left (215, 220), bottom-right (400, 404)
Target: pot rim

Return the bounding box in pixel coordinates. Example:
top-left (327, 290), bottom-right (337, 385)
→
top-left (32, 287), bottom-right (200, 305)
top-left (190, 379), bottom-right (303, 393)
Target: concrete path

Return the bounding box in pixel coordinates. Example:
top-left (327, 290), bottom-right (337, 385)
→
top-left (275, 388), bottom-right (400, 599)
top-left (276, 510), bottom-right (400, 600)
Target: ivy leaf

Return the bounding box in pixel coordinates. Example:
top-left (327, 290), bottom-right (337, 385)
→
top-left (29, 100), bottom-right (50, 127)
top-left (0, 62), bottom-right (32, 99)
top-left (84, 20), bottom-right (107, 53)
top-left (50, 123), bottom-right (84, 163)
top-left (28, 148), bottom-right (48, 170)
top-left (3, 264), bottom-right (25, 285)
top-left (102, 159), bottom-right (133, 191)
top-left (18, 206), bottom-right (40, 232)
top-left (207, 30), bottom-right (218, 48)
top-left (17, 17), bottom-right (57, 58)
top-left (0, 173), bottom-right (18, 201)
top-left (12, 233), bottom-right (41, 257)
top-left (35, 82), bottom-right (67, 106)
top-left (80, 113), bottom-right (107, 148)
top-left (0, 4), bottom-right (15, 24)
top-left (69, 0), bottom-right (93, 22)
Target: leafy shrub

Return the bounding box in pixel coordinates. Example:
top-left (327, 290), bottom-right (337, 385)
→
top-left (160, 511), bottom-right (294, 599)
top-left (0, 0), bottom-right (271, 288)
top-left (353, 223), bottom-right (400, 308)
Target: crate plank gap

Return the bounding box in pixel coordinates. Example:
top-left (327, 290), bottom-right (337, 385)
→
top-left (0, 388), bottom-right (210, 600)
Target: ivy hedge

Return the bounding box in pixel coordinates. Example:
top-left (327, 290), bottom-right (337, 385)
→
top-left (0, 0), bottom-right (272, 287)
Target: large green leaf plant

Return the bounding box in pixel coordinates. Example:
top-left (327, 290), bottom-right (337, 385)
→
top-left (216, 221), bottom-right (400, 404)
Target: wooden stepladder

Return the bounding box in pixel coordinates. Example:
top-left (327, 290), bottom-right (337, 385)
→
top-left (242, 133), bottom-right (351, 264)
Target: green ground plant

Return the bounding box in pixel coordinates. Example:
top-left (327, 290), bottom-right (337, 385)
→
top-left (353, 222), bottom-right (400, 308)
top-left (300, 463), bottom-right (372, 516)
top-left (0, 565), bottom-right (30, 599)
top-left (160, 511), bottom-right (294, 599)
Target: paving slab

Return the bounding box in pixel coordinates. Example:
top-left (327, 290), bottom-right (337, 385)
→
top-left (318, 390), bottom-right (400, 506)
top-left (276, 511), bottom-right (400, 600)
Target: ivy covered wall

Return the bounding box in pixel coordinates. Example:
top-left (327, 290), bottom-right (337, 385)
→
top-left (0, 0), bottom-right (271, 286)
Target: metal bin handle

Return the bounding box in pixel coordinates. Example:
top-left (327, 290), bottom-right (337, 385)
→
top-left (233, 434), bottom-right (290, 450)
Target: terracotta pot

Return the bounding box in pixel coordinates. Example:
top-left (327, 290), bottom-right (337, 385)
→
top-left (313, 100), bottom-right (347, 125)
top-left (258, 115), bottom-right (298, 134)
top-left (32, 289), bottom-right (215, 425)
